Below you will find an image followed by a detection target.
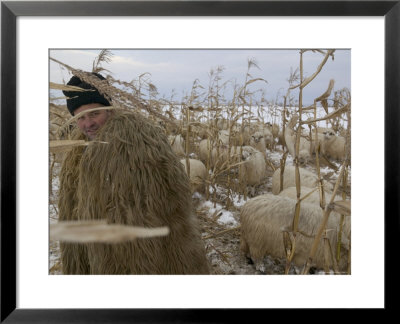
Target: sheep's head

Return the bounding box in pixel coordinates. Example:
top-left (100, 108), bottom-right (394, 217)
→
top-left (298, 150), bottom-right (311, 165)
top-left (323, 131), bottom-right (336, 141)
top-left (241, 146), bottom-right (257, 161)
top-left (251, 132), bottom-right (264, 144)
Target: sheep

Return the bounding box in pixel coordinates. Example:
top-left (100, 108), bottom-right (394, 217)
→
top-left (261, 128), bottom-right (274, 149)
top-left (199, 139), bottom-right (213, 165)
top-left (304, 127), bottom-right (334, 153)
top-left (278, 186), bottom-right (344, 207)
top-left (284, 127), bottom-right (312, 164)
top-left (199, 139), bottom-right (226, 168)
top-left (199, 129), bottom-right (238, 149)
top-left (279, 185), bottom-right (350, 249)
top-left (321, 131), bottom-right (346, 161)
top-left (316, 127), bottom-right (334, 134)
top-left (180, 158), bottom-right (207, 193)
top-left (190, 122), bottom-right (209, 140)
top-left (218, 129), bottom-right (230, 145)
top-left (266, 122), bottom-right (280, 140)
top-left (226, 126), bottom-right (250, 147)
top-left (237, 121), bottom-right (272, 149)
top-left (239, 193), bottom-right (350, 272)
top-left (284, 116), bottom-right (312, 164)
top-left (228, 124), bottom-right (251, 146)
top-left (249, 131), bottom-right (267, 158)
top-left (278, 187), bottom-right (351, 248)
top-left (271, 165), bottom-right (333, 195)
top-left (216, 118), bottom-right (229, 130)
top-left (240, 146), bottom-right (267, 189)
top-left (199, 139), bottom-right (227, 168)
top-left (168, 134), bottom-right (185, 157)
top-left (275, 130), bottom-right (285, 150)
top-left (199, 138), bottom-right (244, 168)
top-left (310, 134), bottom-right (324, 153)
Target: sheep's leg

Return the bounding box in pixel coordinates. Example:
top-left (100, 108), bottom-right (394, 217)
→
top-left (240, 238), bottom-right (256, 265)
top-left (240, 237), bottom-right (249, 255)
top-left (254, 259), bottom-right (266, 273)
top-left (245, 185), bottom-right (259, 198)
top-left (248, 247), bottom-right (267, 273)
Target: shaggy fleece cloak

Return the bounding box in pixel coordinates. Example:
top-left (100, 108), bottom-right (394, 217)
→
top-left (58, 110), bottom-right (210, 274)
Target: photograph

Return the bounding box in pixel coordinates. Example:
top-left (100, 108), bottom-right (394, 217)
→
top-left (2, 0), bottom-right (397, 320)
top-left (49, 48), bottom-right (351, 275)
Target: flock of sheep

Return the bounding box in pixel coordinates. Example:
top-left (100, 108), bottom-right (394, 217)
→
top-left (164, 111), bottom-right (350, 274)
top-left (50, 102), bottom-right (350, 274)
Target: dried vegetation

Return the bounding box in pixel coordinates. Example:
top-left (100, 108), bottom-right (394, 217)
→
top-left (49, 49), bottom-right (351, 275)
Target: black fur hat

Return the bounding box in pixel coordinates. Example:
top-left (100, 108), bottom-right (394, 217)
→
top-left (62, 72), bottom-right (111, 115)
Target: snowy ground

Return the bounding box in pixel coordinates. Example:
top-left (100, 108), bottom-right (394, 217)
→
top-left (49, 146), bottom-right (350, 275)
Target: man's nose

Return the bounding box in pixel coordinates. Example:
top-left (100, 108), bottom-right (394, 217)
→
top-left (83, 118), bottom-right (95, 129)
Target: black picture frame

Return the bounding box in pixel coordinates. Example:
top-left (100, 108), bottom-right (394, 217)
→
top-left (1, 0), bottom-right (399, 322)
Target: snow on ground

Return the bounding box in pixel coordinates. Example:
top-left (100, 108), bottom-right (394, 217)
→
top-left (199, 200), bottom-right (238, 227)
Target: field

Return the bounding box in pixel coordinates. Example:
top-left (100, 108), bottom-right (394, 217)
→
top-left (49, 50), bottom-right (351, 275)
top-left (50, 136), bottom-right (350, 275)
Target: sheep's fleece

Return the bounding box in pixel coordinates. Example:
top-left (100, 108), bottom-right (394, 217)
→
top-left (58, 110), bottom-right (210, 274)
top-left (240, 193), bottom-right (349, 271)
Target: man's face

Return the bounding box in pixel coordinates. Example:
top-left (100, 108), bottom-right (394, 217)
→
top-left (75, 103), bottom-right (112, 140)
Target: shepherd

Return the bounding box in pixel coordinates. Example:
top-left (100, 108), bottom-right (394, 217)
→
top-left (58, 72), bottom-right (210, 274)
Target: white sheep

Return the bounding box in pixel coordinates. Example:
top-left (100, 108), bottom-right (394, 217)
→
top-left (227, 126), bottom-right (250, 146)
top-left (218, 130), bottom-right (230, 145)
top-left (278, 186), bottom-right (351, 248)
top-left (239, 193), bottom-right (350, 272)
top-left (321, 131), bottom-right (346, 161)
top-left (191, 122), bottom-right (209, 140)
top-left (284, 115), bottom-right (312, 164)
top-left (271, 165), bottom-right (333, 195)
top-left (261, 128), bottom-right (274, 148)
top-left (317, 127), bottom-right (334, 134)
top-left (168, 134), bottom-right (185, 157)
top-left (249, 131), bottom-right (267, 157)
top-left (250, 122), bottom-right (274, 147)
top-left (310, 134), bottom-right (324, 153)
top-left (304, 127), bottom-right (333, 152)
top-left (199, 142), bottom-right (265, 190)
top-left (266, 122), bottom-right (280, 139)
top-left (216, 118), bottom-right (229, 130)
top-left (240, 146), bottom-right (267, 188)
top-left (199, 139), bottom-right (211, 162)
top-left (284, 126), bottom-right (312, 164)
top-left (199, 139), bottom-right (242, 169)
top-left (180, 158), bottom-right (207, 193)
top-left (278, 186), bottom-right (344, 207)
top-left (274, 130), bottom-right (285, 150)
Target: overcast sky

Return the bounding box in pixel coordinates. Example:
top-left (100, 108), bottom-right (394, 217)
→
top-left (50, 49), bottom-right (350, 106)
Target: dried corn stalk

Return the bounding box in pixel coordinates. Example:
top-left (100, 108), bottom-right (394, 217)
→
top-left (50, 220), bottom-right (169, 243)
